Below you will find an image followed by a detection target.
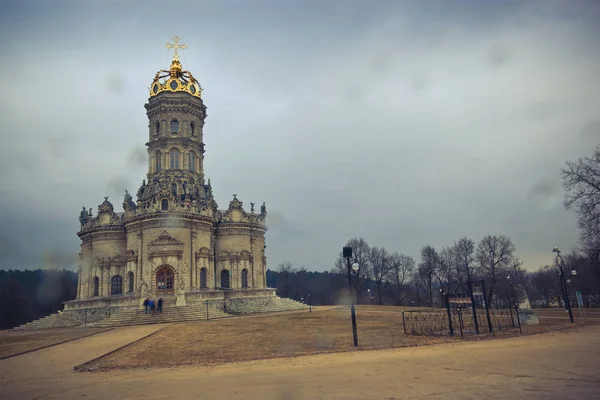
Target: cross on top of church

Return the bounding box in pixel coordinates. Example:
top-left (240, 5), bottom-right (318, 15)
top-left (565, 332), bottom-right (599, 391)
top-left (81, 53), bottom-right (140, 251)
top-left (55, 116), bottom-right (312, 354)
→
top-left (166, 36), bottom-right (187, 61)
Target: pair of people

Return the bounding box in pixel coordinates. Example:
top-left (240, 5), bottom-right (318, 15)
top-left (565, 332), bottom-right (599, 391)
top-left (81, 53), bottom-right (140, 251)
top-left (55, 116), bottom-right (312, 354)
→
top-left (143, 297), bottom-right (163, 314)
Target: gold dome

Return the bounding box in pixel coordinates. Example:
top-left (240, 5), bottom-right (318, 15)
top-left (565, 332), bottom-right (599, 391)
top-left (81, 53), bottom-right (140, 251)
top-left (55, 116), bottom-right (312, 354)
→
top-left (149, 37), bottom-right (202, 99)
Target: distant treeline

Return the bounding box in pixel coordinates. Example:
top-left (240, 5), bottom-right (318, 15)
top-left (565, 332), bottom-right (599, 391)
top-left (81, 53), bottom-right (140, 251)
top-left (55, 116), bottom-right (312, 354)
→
top-left (0, 269), bottom-right (78, 330)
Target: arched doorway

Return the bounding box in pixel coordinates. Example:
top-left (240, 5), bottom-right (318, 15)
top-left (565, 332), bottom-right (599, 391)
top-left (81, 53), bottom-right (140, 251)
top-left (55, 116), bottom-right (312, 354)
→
top-left (221, 269), bottom-right (230, 289)
top-left (156, 267), bottom-right (174, 294)
top-left (241, 269), bottom-right (249, 288)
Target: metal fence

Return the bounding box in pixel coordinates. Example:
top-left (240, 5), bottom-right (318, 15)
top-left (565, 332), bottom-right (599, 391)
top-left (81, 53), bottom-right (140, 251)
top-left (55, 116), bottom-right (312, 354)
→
top-left (402, 281), bottom-right (522, 339)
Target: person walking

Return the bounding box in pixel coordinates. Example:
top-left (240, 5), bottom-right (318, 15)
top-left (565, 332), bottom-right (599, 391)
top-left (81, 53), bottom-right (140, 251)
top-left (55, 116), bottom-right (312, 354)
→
top-left (149, 299), bottom-right (155, 314)
top-left (143, 298), bottom-right (149, 314)
top-left (158, 298), bottom-right (163, 313)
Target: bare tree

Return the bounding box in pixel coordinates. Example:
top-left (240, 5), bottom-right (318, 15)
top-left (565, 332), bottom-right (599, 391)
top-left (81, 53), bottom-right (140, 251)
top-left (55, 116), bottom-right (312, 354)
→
top-left (334, 237), bottom-right (371, 304)
top-left (475, 235), bottom-right (517, 306)
top-left (418, 245), bottom-right (438, 307)
top-left (389, 252), bottom-right (415, 305)
top-left (562, 145), bottom-right (600, 249)
top-left (453, 237), bottom-right (476, 290)
top-left (562, 146), bottom-right (600, 297)
top-left (369, 246), bottom-right (394, 305)
top-left (531, 265), bottom-right (564, 307)
top-left (436, 247), bottom-right (457, 294)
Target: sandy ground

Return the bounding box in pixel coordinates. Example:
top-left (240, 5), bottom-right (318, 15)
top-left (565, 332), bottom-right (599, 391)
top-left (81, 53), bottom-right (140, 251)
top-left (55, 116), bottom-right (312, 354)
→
top-left (0, 328), bottom-right (112, 359)
top-left (0, 323), bottom-right (599, 400)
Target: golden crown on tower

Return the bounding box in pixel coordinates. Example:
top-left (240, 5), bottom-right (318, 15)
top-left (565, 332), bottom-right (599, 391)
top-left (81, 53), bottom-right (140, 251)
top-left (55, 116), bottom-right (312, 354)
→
top-left (149, 37), bottom-right (202, 98)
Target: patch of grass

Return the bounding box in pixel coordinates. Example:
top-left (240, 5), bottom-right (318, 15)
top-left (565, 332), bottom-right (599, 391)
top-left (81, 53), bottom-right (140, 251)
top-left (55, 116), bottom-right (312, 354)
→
top-left (80, 306), bottom-right (600, 371)
top-left (0, 328), bottom-right (112, 359)
top-left (83, 309), bottom-right (450, 370)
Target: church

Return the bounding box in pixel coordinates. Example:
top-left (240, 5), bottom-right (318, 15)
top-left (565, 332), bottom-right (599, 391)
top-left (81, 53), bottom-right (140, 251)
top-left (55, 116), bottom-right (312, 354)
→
top-left (58, 38), bottom-right (303, 321)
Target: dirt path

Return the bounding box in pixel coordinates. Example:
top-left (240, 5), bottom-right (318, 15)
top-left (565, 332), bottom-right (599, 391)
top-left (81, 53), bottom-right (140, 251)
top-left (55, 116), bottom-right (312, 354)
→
top-left (1, 324), bottom-right (599, 400)
top-left (0, 324), bottom-right (166, 399)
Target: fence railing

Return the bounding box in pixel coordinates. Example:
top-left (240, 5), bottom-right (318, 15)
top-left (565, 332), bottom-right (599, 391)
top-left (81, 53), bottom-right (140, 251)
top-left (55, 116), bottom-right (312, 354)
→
top-left (402, 305), bottom-right (522, 339)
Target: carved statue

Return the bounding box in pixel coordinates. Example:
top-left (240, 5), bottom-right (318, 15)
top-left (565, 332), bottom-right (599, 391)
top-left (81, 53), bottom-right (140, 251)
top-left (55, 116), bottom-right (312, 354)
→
top-left (250, 202), bottom-right (255, 213)
top-left (124, 189), bottom-right (136, 211)
top-left (261, 202), bottom-right (266, 215)
top-left (88, 207), bottom-right (93, 216)
top-left (79, 207), bottom-right (89, 227)
top-left (137, 183), bottom-right (145, 202)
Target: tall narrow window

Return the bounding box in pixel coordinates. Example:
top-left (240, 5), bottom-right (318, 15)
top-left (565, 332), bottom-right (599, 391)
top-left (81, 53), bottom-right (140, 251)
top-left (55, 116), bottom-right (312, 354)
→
top-left (171, 183), bottom-right (178, 196)
top-left (221, 270), bottom-right (230, 289)
top-left (170, 149), bottom-right (180, 169)
top-left (93, 277), bottom-right (99, 296)
top-left (170, 119), bottom-right (179, 133)
top-left (111, 275), bottom-right (122, 295)
top-left (241, 269), bottom-right (249, 288)
top-left (188, 151), bottom-right (196, 172)
top-left (161, 199), bottom-right (169, 210)
top-left (155, 150), bottom-right (161, 172)
top-left (155, 121), bottom-right (160, 136)
top-left (190, 122), bottom-right (196, 136)
top-left (128, 271), bottom-right (134, 293)
top-left (200, 267), bottom-right (207, 288)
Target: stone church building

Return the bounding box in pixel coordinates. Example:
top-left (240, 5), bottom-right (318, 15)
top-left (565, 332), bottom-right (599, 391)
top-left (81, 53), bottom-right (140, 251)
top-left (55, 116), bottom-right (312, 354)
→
top-left (55, 38), bottom-right (304, 323)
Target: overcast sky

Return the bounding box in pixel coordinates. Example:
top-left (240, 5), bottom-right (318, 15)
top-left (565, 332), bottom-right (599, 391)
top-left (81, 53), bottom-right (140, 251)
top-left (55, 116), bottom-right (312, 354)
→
top-left (0, 0), bottom-right (599, 272)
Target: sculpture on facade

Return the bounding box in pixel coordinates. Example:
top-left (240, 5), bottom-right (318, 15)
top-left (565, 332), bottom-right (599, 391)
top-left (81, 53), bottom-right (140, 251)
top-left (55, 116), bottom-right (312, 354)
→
top-left (79, 207), bottom-right (89, 227)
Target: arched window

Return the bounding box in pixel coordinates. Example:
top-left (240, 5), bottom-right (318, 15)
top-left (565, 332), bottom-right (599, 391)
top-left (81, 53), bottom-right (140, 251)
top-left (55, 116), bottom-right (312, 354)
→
top-left (161, 199), bottom-right (168, 210)
top-left (241, 269), bottom-right (249, 288)
top-left (155, 150), bottom-right (162, 172)
top-left (190, 122), bottom-right (196, 136)
top-left (221, 270), bottom-right (230, 289)
top-left (128, 271), bottom-right (134, 293)
top-left (111, 275), bottom-right (123, 295)
top-left (188, 151), bottom-right (196, 172)
top-left (171, 183), bottom-right (178, 196)
top-left (170, 149), bottom-right (180, 169)
top-left (157, 267), bottom-right (174, 293)
top-left (170, 119), bottom-right (179, 133)
top-left (93, 277), bottom-right (99, 297)
top-left (155, 121), bottom-right (160, 136)
top-left (200, 267), bottom-right (207, 288)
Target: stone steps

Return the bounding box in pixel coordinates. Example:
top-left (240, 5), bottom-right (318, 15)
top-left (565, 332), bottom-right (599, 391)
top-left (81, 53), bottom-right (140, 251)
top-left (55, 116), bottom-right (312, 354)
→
top-left (87, 305), bottom-right (231, 328)
top-left (13, 311), bottom-right (81, 331)
top-left (231, 297), bottom-right (308, 315)
top-left (11, 297), bottom-right (307, 330)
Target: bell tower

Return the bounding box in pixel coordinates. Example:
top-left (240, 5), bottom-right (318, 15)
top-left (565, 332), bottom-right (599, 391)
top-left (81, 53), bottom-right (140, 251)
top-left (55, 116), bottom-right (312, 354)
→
top-left (137, 37), bottom-right (212, 210)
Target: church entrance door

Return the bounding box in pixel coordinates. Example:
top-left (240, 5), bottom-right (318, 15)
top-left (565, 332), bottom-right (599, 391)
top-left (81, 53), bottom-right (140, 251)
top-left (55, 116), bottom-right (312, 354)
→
top-left (156, 267), bottom-right (174, 294)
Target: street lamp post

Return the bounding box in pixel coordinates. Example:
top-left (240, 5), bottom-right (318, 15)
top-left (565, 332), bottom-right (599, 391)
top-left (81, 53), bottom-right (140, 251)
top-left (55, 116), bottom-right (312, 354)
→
top-left (343, 246), bottom-right (359, 347)
top-left (308, 293), bottom-right (311, 312)
top-left (553, 246), bottom-right (574, 323)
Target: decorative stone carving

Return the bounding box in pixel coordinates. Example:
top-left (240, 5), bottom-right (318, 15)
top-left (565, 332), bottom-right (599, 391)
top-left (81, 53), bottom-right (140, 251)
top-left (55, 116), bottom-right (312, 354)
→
top-left (147, 230), bottom-right (184, 258)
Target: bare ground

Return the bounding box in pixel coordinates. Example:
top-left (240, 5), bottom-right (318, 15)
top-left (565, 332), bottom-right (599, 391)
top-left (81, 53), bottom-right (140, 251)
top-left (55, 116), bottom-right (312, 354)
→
top-left (0, 327), bottom-right (112, 359)
top-left (80, 307), bottom-right (599, 371)
top-left (0, 322), bottom-right (599, 400)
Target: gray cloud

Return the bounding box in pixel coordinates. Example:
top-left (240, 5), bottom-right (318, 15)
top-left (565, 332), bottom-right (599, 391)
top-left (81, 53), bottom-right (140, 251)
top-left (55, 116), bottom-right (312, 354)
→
top-left (0, 0), bottom-right (599, 272)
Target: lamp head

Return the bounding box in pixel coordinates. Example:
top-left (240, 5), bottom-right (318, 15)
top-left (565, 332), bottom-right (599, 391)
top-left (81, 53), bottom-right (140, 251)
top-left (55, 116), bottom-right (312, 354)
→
top-left (552, 246), bottom-right (560, 254)
top-left (351, 262), bottom-right (359, 272)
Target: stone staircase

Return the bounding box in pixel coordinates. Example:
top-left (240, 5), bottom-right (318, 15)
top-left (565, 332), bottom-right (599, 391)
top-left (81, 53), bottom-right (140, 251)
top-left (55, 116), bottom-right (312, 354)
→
top-left (11, 296), bottom-right (307, 330)
top-left (12, 310), bottom-right (81, 331)
top-left (229, 296), bottom-right (308, 315)
top-left (86, 303), bottom-right (231, 328)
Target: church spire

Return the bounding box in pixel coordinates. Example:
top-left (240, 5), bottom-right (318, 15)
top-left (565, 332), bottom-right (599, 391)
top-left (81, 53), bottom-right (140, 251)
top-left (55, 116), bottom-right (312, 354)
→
top-left (149, 36), bottom-right (202, 98)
